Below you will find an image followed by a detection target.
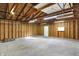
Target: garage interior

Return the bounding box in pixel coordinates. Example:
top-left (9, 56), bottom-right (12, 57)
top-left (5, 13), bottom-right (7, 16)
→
top-left (0, 3), bottom-right (79, 56)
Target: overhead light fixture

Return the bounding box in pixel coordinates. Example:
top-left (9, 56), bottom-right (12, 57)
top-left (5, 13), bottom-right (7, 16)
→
top-left (44, 16), bottom-right (57, 20)
top-left (11, 6), bottom-right (15, 15)
top-left (58, 27), bottom-right (64, 31)
top-left (29, 19), bottom-right (37, 23)
top-left (43, 12), bottom-right (73, 20)
top-left (54, 21), bottom-right (64, 23)
top-left (11, 11), bottom-right (15, 15)
top-left (56, 15), bottom-right (74, 19)
top-left (57, 12), bottom-right (73, 17)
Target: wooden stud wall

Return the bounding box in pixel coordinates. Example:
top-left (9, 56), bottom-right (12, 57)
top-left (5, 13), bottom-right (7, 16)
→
top-left (37, 25), bottom-right (44, 36)
top-left (0, 20), bottom-right (5, 41)
top-left (0, 19), bottom-right (79, 42)
top-left (36, 20), bottom-right (79, 40)
top-left (0, 19), bottom-right (39, 42)
top-left (48, 20), bottom-right (79, 40)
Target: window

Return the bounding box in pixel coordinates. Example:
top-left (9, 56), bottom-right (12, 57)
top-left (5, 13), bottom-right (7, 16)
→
top-left (57, 21), bottom-right (64, 31)
top-left (58, 27), bottom-right (64, 31)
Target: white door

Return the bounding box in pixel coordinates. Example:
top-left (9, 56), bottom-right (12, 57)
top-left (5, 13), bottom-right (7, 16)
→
top-left (44, 26), bottom-right (49, 37)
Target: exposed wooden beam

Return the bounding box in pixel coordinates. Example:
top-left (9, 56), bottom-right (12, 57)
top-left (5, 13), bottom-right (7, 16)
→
top-left (19, 4), bottom-right (33, 20)
top-left (25, 10), bottom-right (40, 22)
top-left (6, 4), bottom-right (15, 19)
top-left (35, 13), bottom-right (73, 24)
top-left (39, 17), bottom-right (75, 24)
top-left (34, 10), bottom-right (41, 16)
top-left (22, 16), bottom-right (28, 21)
top-left (30, 7), bottom-right (73, 20)
top-left (8, 4), bottom-right (16, 19)
top-left (26, 11), bottom-right (47, 22)
top-left (16, 3), bottom-right (27, 20)
top-left (26, 4), bottom-right (54, 22)
top-left (9, 4), bottom-right (18, 20)
top-left (73, 3), bottom-right (79, 19)
top-left (57, 3), bottom-right (67, 9)
top-left (10, 3), bottom-right (15, 12)
top-left (26, 4), bottom-right (73, 21)
top-left (63, 3), bottom-right (66, 8)
top-left (26, 11), bottom-right (45, 22)
top-left (20, 4), bottom-right (54, 22)
top-left (26, 13), bottom-right (34, 21)
top-left (5, 4), bottom-right (9, 19)
top-left (34, 11), bottom-right (43, 18)
top-left (22, 7), bottom-right (34, 21)
top-left (21, 7), bottom-right (34, 21)
top-left (0, 3), bottom-right (9, 19)
top-left (69, 3), bottom-right (72, 8)
top-left (26, 8), bottom-right (40, 21)
top-left (29, 4), bottom-right (54, 18)
top-left (40, 12), bottom-right (47, 16)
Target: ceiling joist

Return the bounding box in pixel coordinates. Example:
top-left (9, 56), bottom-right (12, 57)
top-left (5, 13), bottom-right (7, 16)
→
top-left (0, 3), bottom-right (78, 24)
top-left (16, 3), bottom-right (27, 20)
top-left (9, 4), bottom-right (18, 20)
top-left (20, 3), bottom-right (33, 21)
top-left (30, 7), bottom-right (73, 20)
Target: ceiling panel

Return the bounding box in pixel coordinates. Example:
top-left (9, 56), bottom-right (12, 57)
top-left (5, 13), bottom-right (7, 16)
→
top-left (34, 3), bottom-right (49, 9)
top-left (41, 3), bottom-right (73, 14)
top-left (41, 4), bottom-right (61, 14)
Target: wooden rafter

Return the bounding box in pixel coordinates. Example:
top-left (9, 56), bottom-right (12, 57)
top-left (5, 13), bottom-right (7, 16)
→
top-left (45, 17), bottom-right (75, 23)
top-left (5, 4), bottom-right (9, 19)
top-left (9, 4), bottom-right (18, 20)
top-left (34, 10), bottom-right (41, 15)
top-left (10, 3), bottom-right (15, 12)
top-left (57, 3), bottom-right (66, 9)
top-left (57, 3), bottom-right (63, 9)
top-left (6, 3), bottom-right (15, 19)
top-left (24, 10), bottom-right (40, 21)
top-left (26, 12), bottom-right (43, 22)
top-left (26, 13), bottom-right (34, 21)
top-left (19, 4), bottom-right (33, 21)
top-left (26, 11), bottom-right (45, 22)
top-left (69, 3), bottom-right (72, 8)
top-left (34, 11), bottom-right (43, 18)
top-left (16, 3), bottom-right (27, 20)
top-left (19, 4), bottom-right (54, 22)
top-left (27, 12), bottom-right (47, 22)
top-left (63, 3), bottom-right (66, 9)
top-left (30, 7), bottom-right (73, 20)
top-left (31, 4), bottom-right (54, 17)
top-left (22, 7), bottom-right (34, 21)
top-left (40, 13), bottom-right (47, 16)
top-left (73, 3), bottom-right (79, 19)
top-left (22, 7), bottom-right (33, 21)
top-left (25, 4), bottom-right (54, 22)
top-left (26, 8), bottom-right (38, 21)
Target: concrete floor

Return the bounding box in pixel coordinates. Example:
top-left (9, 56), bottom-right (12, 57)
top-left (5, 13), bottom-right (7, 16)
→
top-left (0, 36), bottom-right (79, 56)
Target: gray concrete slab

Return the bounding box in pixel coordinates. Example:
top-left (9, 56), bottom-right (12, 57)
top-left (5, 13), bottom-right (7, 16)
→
top-left (0, 36), bottom-right (79, 56)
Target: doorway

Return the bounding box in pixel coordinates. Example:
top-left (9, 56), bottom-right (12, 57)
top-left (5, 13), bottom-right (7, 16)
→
top-left (44, 25), bottom-right (49, 37)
